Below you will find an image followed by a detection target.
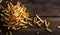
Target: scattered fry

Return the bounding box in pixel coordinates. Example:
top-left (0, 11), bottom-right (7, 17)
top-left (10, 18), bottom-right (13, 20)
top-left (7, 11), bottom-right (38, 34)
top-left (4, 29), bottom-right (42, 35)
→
top-left (0, 14), bottom-right (4, 17)
top-left (9, 31), bottom-right (12, 35)
top-left (6, 32), bottom-right (8, 35)
top-left (44, 20), bottom-right (50, 28)
top-left (36, 22), bottom-right (41, 27)
top-left (36, 21), bottom-right (43, 27)
top-left (46, 28), bottom-right (52, 32)
top-left (28, 22), bottom-right (33, 27)
top-left (5, 1), bottom-right (9, 3)
top-left (58, 26), bottom-right (60, 28)
top-left (36, 31), bottom-right (39, 35)
top-left (34, 17), bottom-right (38, 23)
top-left (36, 14), bottom-right (44, 23)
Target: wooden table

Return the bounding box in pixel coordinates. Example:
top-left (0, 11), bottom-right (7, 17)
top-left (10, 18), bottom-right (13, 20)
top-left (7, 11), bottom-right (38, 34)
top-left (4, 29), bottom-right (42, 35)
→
top-left (0, 0), bottom-right (60, 35)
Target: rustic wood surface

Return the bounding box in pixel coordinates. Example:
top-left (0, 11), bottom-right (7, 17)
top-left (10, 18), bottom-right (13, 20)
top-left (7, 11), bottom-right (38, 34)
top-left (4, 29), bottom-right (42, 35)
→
top-left (0, 0), bottom-right (60, 35)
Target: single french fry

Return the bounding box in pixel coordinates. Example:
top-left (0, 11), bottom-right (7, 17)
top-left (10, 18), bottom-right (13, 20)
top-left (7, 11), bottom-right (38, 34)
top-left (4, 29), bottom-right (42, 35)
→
top-left (46, 28), bottom-right (52, 32)
top-left (39, 23), bottom-right (43, 27)
top-left (36, 31), bottom-right (39, 35)
top-left (16, 27), bottom-right (21, 30)
top-left (0, 0), bottom-right (2, 3)
top-left (20, 20), bottom-right (27, 24)
top-left (28, 22), bottom-right (33, 27)
top-left (36, 21), bottom-right (40, 23)
top-left (9, 31), bottom-right (12, 35)
top-left (47, 22), bottom-right (50, 27)
top-left (22, 26), bottom-right (27, 29)
top-left (10, 2), bottom-right (13, 7)
top-left (44, 20), bottom-right (50, 28)
top-left (12, 26), bottom-right (16, 30)
top-left (6, 32), bottom-right (8, 35)
top-left (58, 26), bottom-right (60, 28)
top-left (36, 22), bottom-right (40, 27)
top-left (4, 13), bottom-right (10, 16)
top-left (34, 17), bottom-right (38, 23)
top-left (5, 1), bottom-right (9, 3)
top-left (36, 14), bottom-right (44, 23)
top-left (19, 23), bottom-right (25, 26)
top-left (3, 24), bottom-right (9, 26)
top-left (0, 14), bottom-right (4, 17)
top-left (4, 17), bottom-right (9, 21)
top-left (36, 21), bottom-right (43, 27)
top-left (23, 17), bottom-right (32, 21)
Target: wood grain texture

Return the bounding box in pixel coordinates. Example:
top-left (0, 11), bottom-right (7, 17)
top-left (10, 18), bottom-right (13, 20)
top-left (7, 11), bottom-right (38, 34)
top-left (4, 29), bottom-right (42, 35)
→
top-left (0, 0), bottom-right (60, 35)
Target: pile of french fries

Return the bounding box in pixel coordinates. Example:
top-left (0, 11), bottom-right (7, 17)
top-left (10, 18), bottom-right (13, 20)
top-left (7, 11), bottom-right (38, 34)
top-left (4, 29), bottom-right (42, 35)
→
top-left (1, 1), bottom-right (32, 30)
top-left (0, 1), bottom-right (32, 35)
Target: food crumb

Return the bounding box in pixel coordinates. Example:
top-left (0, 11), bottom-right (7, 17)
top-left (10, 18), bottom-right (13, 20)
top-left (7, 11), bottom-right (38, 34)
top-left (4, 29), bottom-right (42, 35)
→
top-left (36, 31), bottom-right (39, 35)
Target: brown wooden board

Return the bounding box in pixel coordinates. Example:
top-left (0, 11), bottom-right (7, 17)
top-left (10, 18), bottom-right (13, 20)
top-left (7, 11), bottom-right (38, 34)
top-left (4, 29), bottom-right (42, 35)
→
top-left (0, 0), bottom-right (60, 35)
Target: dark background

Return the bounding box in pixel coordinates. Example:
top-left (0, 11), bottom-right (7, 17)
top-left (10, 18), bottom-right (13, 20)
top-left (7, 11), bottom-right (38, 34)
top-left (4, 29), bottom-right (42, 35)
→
top-left (0, 0), bottom-right (60, 35)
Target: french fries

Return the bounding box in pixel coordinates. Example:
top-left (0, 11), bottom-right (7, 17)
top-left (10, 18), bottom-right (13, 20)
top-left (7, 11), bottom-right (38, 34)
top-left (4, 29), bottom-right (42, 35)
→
top-left (28, 22), bottom-right (33, 27)
top-left (0, 1), bottom-right (32, 35)
top-left (0, 0), bottom-right (2, 3)
top-left (22, 26), bottom-right (27, 29)
top-left (46, 28), bottom-right (52, 32)
top-left (35, 15), bottom-right (45, 27)
top-left (44, 20), bottom-right (52, 32)
top-left (44, 20), bottom-right (50, 28)
top-left (34, 17), bottom-right (38, 23)
top-left (0, 1), bottom-right (31, 30)
top-left (36, 14), bottom-right (44, 23)
top-left (6, 32), bottom-right (8, 35)
top-left (9, 31), bottom-right (12, 35)
top-left (58, 26), bottom-right (60, 29)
